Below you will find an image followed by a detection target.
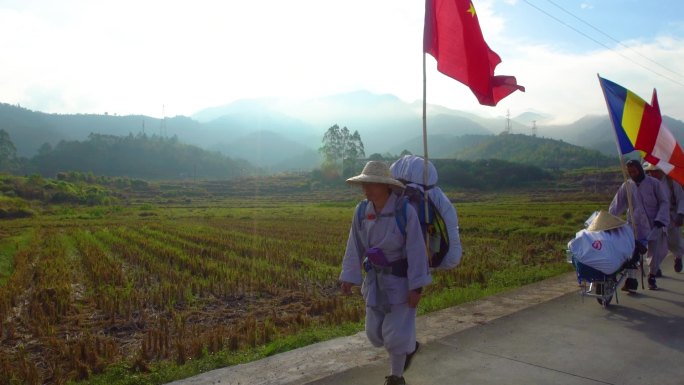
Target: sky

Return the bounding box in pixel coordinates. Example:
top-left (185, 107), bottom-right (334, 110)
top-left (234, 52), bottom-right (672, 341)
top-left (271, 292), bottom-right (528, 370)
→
top-left (1, 0), bottom-right (684, 125)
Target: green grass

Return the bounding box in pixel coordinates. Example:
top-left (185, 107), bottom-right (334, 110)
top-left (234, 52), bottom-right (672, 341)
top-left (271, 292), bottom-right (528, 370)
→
top-left (0, 230), bottom-right (33, 285)
top-left (419, 262), bottom-right (573, 315)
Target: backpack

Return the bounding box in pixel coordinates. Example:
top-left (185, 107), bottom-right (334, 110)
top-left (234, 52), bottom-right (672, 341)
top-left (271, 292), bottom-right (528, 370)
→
top-left (403, 185), bottom-right (450, 268)
top-left (390, 154), bottom-right (458, 268)
top-left (355, 189), bottom-right (449, 268)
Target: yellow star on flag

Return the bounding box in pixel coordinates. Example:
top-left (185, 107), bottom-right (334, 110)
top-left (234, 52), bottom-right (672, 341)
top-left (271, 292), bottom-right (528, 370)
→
top-left (467, 2), bottom-right (476, 17)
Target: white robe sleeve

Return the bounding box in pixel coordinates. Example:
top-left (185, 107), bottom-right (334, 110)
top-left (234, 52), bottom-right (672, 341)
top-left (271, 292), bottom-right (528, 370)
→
top-left (339, 203), bottom-right (364, 286)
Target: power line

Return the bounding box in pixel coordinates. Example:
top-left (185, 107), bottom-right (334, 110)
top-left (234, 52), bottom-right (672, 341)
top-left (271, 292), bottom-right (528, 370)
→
top-left (521, 0), bottom-right (684, 88)
top-left (543, 0), bottom-right (683, 80)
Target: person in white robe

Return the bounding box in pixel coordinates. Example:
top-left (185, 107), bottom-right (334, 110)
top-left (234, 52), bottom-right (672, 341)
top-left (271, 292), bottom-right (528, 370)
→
top-left (644, 162), bottom-right (684, 274)
top-left (340, 161), bottom-right (432, 385)
top-left (609, 159), bottom-right (670, 289)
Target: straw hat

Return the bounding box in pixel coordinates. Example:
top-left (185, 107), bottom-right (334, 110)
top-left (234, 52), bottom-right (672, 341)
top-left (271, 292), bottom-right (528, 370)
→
top-left (642, 162), bottom-right (660, 171)
top-left (346, 161), bottom-right (405, 189)
top-left (587, 210), bottom-right (627, 232)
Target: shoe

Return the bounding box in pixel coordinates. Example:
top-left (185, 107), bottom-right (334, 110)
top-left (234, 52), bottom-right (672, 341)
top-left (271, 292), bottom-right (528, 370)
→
top-left (648, 275), bottom-right (658, 290)
top-left (404, 342), bottom-right (420, 372)
top-left (384, 375), bottom-right (406, 385)
top-left (621, 278), bottom-right (638, 292)
top-left (675, 258), bottom-right (683, 273)
top-left (655, 269), bottom-right (663, 278)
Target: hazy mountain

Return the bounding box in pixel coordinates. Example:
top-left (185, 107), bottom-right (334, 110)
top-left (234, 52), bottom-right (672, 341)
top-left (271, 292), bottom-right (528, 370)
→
top-left (389, 134), bottom-right (491, 158)
top-left (455, 133), bottom-right (615, 169)
top-left (193, 99), bottom-right (320, 147)
top-left (195, 91), bottom-right (495, 154)
top-left (208, 130), bottom-right (316, 172)
top-left (3, 91), bottom-right (683, 173)
top-left (513, 111), bottom-right (554, 125)
top-left (535, 115), bottom-right (684, 157)
top-left (271, 149), bottom-right (323, 173)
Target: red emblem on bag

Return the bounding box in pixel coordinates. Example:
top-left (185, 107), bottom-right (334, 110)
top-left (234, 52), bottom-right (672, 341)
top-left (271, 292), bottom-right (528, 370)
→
top-left (592, 240), bottom-right (602, 250)
top-left (367, 214), bottom-right (376, 220)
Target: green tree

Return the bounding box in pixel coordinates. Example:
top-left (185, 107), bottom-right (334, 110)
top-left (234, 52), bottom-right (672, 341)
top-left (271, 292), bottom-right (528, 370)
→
top-left (0, 129), bottom-right (17, 171)
top-left (38, 142), bottom-right (53, 156)
top-left (30, 133), bottom-right (255, 179)
top-left (319, 124), bottom-right (365, 177)
top-left (319, 124), bottom-right (342, 166)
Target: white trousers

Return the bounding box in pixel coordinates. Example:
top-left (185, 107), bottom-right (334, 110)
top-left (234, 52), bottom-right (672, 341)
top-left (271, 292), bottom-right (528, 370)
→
top-left (365, 304), bottom-right (416, 355)
top-left (647, 234), bottom-right (668, 275)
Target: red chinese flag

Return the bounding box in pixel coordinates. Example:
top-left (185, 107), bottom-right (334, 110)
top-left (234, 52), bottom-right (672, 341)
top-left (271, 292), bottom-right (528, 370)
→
top-left (424, 0), bottom-right (524, 106)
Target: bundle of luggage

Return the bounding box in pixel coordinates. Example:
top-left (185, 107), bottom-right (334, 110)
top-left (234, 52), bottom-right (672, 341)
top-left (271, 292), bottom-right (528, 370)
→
top-left (567, 210), bottom-right (641, 305)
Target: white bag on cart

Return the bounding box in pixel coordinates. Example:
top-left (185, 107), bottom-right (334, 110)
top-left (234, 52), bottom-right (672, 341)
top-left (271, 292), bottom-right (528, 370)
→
top-left (568, 211), bottom-right (635, 275)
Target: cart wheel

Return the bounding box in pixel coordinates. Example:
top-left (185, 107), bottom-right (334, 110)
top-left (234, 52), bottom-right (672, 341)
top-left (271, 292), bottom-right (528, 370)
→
top-left (597, 295), bottom-right (613, 306)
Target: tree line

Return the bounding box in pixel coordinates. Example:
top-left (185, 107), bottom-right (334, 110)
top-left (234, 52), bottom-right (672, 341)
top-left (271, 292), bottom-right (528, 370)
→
top-left (0, 130), bottom-right (256, 180)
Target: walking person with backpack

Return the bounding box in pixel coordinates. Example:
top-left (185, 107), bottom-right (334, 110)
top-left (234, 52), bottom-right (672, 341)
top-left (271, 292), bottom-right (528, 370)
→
top-left (340, 160), bottom-right (432, 385)
top-left (643, 162), bottom-right (684, 274)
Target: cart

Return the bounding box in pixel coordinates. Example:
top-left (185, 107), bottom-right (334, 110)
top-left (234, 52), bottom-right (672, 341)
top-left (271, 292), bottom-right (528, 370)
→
top-left (567, 250), bottom-right (640, 307)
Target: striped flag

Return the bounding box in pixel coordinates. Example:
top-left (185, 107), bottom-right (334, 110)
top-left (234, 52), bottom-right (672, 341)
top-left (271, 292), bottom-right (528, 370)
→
top-left (598, 75), bottom-right (684, 185)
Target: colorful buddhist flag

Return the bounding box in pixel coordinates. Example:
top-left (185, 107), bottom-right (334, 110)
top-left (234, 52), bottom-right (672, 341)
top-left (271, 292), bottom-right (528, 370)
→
top-left (598, 75), bottom-right (684, 184)
top-left (423, 0), bottom-right (524, 106)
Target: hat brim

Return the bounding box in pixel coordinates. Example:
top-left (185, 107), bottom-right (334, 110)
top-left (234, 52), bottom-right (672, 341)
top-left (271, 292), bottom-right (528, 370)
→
top-left (345, 175), bottom-right (405, 189)
top-left (587, 211), bottom-right (627, 232)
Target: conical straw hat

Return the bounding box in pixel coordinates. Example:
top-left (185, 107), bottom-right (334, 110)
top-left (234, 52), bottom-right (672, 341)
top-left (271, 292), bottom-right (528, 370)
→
top-left (346, 161), bottom-right (405, 189)
top-left (587, 210), bottom-right (627, 232)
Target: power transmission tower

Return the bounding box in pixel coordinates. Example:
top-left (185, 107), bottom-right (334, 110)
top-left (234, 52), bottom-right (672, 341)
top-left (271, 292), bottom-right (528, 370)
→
top-left (160, 104), bottom-right (167, 137)
top-left (531, 120), bottom-right (537, 137)
top-left (504, 109), bottom-right (512, 134)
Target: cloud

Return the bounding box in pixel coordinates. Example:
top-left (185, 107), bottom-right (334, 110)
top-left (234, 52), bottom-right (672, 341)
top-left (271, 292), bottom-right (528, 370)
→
top-left (1, 0), bottom-right (683, 127)
top-left (495, 36), bottom-right (684, 124)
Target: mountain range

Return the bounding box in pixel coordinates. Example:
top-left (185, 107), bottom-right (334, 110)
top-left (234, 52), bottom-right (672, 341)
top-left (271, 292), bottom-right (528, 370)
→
top-left (2, 90), bottom-right (683, 172)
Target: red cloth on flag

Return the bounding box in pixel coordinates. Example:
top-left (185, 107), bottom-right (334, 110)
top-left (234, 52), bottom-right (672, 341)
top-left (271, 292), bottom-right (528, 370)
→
top-left (424, 0), bottom-right (524, 106)
top-left (644, 90), bottom-right (684, 185)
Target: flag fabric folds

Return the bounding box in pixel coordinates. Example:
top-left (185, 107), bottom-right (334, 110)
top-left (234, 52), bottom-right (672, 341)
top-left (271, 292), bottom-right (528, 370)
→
top-left (598, 75), bottom-right (684, 185)
top-left (423, 0), bottom-right (524, 106)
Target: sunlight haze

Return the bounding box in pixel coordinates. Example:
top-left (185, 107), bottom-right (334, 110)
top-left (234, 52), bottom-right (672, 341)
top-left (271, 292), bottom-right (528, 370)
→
top-left (1, 0), bottom-right (683, 124)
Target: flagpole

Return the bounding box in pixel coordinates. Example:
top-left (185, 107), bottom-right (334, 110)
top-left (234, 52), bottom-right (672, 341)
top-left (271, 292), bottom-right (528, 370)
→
top-left (422, 56), bottom-right (428, 178)
top-left (422, 35), bottom-right (431, 263)
top-left (597, 74), bottom-right (641, 286)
